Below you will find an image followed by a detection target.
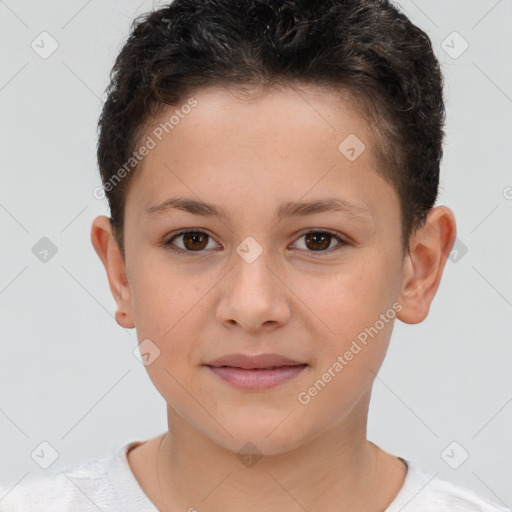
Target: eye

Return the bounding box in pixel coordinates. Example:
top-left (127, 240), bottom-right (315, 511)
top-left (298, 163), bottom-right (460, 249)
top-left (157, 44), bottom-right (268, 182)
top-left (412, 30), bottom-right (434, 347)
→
top-left (291, 229), bottom-right (347, 254)
top-left (164, 229), bottom-right (220, 254)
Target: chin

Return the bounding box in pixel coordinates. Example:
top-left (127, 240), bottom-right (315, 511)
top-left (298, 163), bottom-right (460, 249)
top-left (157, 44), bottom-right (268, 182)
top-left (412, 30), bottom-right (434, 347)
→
top-left (205, 420), bottom-right (310, 459)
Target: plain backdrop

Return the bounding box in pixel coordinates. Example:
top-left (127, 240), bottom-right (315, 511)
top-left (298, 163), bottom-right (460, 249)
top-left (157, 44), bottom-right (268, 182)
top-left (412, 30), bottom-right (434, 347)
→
top-left (1, 0), bottom-right (511, 507)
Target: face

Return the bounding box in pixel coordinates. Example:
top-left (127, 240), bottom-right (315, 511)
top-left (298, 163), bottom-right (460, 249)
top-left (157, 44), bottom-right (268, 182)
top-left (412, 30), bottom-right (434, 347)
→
top-left (105, 84), bottom-right (409, 455)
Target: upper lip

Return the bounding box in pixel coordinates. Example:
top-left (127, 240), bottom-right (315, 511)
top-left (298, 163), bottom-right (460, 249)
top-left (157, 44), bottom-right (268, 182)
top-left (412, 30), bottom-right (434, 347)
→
top-left (204, 353), bottom-right (306, 370)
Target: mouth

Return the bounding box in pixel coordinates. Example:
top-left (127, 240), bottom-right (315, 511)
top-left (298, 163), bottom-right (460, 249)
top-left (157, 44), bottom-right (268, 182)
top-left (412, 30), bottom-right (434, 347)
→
top-left (204, 363), bottom-right (308, 391)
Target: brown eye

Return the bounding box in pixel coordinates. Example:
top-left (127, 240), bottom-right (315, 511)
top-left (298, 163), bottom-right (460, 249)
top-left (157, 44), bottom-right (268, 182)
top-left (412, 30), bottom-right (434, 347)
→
top-left (304, 232), bottom-right (332, 251)
top-left (165, 230), bottom-right (219, 253)
top-left (293, 230), bottom-right (346, 254)
top-left (181, 232), bottom-right (208, 251)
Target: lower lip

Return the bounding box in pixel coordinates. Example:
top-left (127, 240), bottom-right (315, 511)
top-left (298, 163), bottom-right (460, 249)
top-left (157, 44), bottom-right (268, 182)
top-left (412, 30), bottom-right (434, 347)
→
top-left (205, 364), bottom-right (307, 390)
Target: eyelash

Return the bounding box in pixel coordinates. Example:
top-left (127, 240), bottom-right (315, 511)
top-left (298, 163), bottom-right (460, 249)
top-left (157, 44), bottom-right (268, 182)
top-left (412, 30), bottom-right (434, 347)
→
top-left (162, 228), bottom-right (348, 256)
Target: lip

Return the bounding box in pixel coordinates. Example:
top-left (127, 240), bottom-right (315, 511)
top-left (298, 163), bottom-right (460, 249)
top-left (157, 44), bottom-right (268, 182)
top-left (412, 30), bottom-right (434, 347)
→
top-left (205, 364), bottom-right (308, 391)
top-left (205, 353), bottom-right (305, 369)
top-left (203, 353), bottom-right (308, 391)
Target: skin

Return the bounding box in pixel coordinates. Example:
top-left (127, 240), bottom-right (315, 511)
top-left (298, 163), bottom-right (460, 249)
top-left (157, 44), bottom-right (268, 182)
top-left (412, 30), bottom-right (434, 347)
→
top-left (91, 83), bottom-right (456, 512)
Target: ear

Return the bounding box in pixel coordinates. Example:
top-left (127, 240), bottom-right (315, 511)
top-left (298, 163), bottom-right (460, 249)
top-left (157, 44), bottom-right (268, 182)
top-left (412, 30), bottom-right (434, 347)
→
top-left (90, 215), bottom-right (135, 329)
top-left (396, 206), bottom-right (457, 324)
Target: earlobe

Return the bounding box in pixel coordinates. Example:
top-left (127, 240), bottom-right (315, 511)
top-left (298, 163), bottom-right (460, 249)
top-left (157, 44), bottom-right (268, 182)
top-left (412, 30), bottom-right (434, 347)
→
top-left (90, 215), bottom-right (135, 329)
top-left (396, 206), bottom-right (457, 325)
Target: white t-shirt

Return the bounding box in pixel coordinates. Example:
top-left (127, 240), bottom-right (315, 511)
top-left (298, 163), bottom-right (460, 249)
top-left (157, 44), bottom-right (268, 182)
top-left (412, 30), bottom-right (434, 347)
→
top-left (0, 440), bottom-right (509, 512)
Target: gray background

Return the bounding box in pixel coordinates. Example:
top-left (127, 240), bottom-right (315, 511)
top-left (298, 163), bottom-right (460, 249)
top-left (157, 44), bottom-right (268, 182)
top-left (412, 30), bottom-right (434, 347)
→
top-left (1, 0), bottom-right (511, 507)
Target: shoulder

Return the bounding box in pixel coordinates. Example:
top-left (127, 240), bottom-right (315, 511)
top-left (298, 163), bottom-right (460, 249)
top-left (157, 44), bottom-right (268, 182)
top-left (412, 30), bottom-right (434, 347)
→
top-left (0, 452), bottom-right (115, 512)
top-left (389, 460), bottom-right (511, 512)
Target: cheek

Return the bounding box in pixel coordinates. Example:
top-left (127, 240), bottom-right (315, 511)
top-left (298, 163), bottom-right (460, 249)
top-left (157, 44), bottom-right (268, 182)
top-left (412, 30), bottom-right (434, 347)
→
top-left (129, 267), bottom-right (210, 386)
top-left (300, 253), bottom-right (395, 323)
top-left (133, 284), bottom-right (205, 409)
top-left (295, 252), bottom-right (400, 365)
top-left (131, 258), bottom-right (204, 332)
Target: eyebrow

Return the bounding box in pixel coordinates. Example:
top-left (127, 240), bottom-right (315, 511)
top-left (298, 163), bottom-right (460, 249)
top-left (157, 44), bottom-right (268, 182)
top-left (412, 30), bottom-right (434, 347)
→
top-left (145, 196), bottom-right (373, 226)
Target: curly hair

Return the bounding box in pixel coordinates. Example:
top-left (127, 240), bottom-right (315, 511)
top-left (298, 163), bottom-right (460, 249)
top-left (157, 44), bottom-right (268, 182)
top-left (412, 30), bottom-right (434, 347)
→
top-left (97, 0), bottom-right (445, 259)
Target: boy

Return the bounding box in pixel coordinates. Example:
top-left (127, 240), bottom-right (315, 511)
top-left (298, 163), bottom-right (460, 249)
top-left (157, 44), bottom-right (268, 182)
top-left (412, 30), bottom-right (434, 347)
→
top-left (0, 0), bottom-right (509, 511)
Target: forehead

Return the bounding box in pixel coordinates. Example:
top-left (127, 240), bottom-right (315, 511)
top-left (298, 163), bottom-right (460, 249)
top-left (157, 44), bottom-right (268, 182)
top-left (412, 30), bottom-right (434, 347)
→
top-left (124, 84), bottom-right (397, 226)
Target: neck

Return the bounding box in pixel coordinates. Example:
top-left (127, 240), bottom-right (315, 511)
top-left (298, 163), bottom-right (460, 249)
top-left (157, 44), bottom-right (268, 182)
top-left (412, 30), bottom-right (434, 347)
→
top-left (151, 400), bottom-right (405, 512)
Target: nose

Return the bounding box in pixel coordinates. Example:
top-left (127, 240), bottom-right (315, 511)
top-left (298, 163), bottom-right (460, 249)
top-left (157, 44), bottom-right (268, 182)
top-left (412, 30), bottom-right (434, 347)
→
top-left (216, 249), bottom-right (291, 332)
